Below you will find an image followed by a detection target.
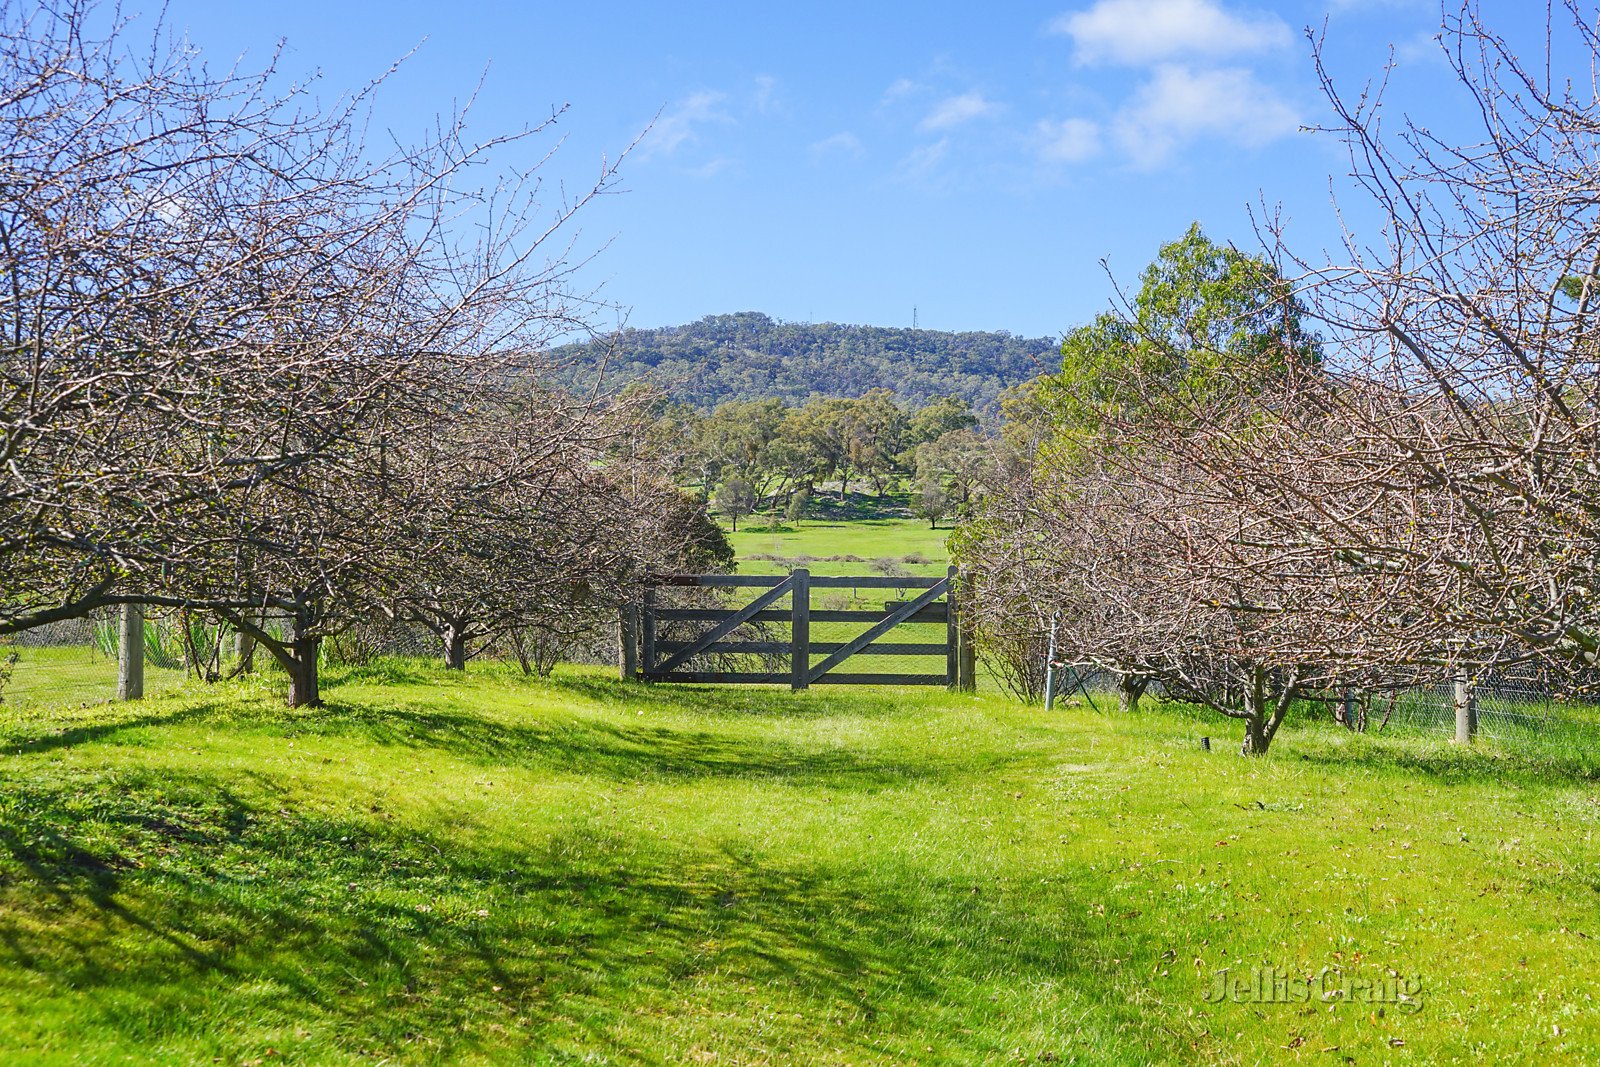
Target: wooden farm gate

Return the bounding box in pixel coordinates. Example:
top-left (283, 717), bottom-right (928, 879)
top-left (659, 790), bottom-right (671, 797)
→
top-left (620, 567), bottom-right (975, 690)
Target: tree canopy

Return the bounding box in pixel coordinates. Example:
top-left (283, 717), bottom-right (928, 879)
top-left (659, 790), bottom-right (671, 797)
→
top-left (1044, 224), bottom-right (1317, 437)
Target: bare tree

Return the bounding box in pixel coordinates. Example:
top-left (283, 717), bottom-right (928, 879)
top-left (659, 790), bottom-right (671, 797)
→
top-left (381, 390), bottom-right (659, 670)
top-left (964, 441), bottom-right (1417, 753)
top-left (961, 4), bottom-right (1600, 741)
top-left (1155, 1), bottom-right (1600, 692)
top-left (1, 0), bottom-right (628, 674)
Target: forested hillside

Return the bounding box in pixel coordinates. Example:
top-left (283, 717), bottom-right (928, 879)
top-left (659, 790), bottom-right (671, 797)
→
top-left (549, 312), bottom-right (1057, 415)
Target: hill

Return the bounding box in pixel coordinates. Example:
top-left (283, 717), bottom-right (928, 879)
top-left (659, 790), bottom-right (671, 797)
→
top-left (549, 312), bottom-right (1058, 415)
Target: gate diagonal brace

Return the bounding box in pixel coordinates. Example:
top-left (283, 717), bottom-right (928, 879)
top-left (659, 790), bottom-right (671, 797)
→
top-left (650, 575), bottom-right (796, 676)
top-left (805, 577), bottom-right (949, 685)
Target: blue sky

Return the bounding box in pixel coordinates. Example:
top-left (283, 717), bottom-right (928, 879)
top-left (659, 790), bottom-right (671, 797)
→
top-left (152, 0), bottom-right (1542, 340)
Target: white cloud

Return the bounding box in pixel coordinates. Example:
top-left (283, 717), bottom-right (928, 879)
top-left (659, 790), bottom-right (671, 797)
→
top-left (1051, 0), bottom-right (1291, 66)
top-left (881, 77), bottom-right (921, 105)
top-left (687, 156), bottom-right (735, 179)
top-left (1035, 117), bottom-right (1103, 163)
top-left (896, 138), bottom-right (950, 181)
top-left (752, 75), bottom-right (778, 115)
top-left (1395, 29), bottom-right (1445, 65)
top-left (920, 92), bottom-right (1001, 131)
top-left (639, 91), bottom-right (730, 159)
top-left (1113, 64), bottom-right (1299, 167)
top-left (809, 131), bottom-right (864, 162)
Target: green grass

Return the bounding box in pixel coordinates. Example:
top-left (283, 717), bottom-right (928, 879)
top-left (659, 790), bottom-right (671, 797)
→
top-left (5, 644), bottom-right (191, 708)
top-left (726, 517), bottom-right (949, 578)
top-left (0, 662), bottom-right (1596, 1063)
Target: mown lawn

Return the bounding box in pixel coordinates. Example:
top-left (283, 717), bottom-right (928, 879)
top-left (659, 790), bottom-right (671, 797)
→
top-left (0, 663), bottom-right (1596, 1064)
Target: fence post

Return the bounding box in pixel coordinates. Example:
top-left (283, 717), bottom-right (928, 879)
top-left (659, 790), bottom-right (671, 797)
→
top-left (956, 569), bottom-right (977, 693)
top-left (235, 616), bottom-right (256, 674)
top-left (117, 603), bottom-right (144, 701)
top-left (790, 568), bottom-right (810, 690)
top-left (1453, 670), bottom-right (1477, 744)
top-left (639, 587), bottom-right (656, 682)
top-left (1043, 614), bottom-right (1058, 710)
top-left (618, 603), bottom-right (639, 681)
top-left (946, 565), bottom-right (959, 690)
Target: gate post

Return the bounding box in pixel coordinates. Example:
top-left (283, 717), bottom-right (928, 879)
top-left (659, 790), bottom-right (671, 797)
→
top-left (640, 587), bottom-right (657, 683)
top-left (790, 569), bottom-right (810, 690)
top-left (955, 567), bottom-right (976, 692)
top-left (618, 603), bottom-right (639, 681)
top-left (1043, 613), bottom-right (1059, 710)
top-left (946, 566), bottom-right (959, 690)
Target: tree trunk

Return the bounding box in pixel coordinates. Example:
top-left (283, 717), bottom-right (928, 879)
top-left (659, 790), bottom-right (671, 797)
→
top-left (1338, 688), bottom-right (1361, 731)
top-left (442, 626), bottom-right (468, 671)
top-left (617, 607), bottom-right (638, 681)
top-left (1239, 668), bottom-right (1281, 755)
top-left (1242, 715), bottom-right (1271, 755)
top-left (285, 617), bottom-right (321, 707)
top-left (286, 642), bottom-right (320, 707)
top-left (1117, 674), bottom-right (1147, 714)
top-left (1235, 671), bottom-right (1273, 755)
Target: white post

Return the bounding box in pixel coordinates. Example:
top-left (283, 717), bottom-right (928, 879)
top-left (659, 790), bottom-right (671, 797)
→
top-left (235, 616), bottom-right (257, 674)
top-left (1453, 670), bottom-right (1476, 744)
top-left (117, 604), bottom-right (144, 701)
top-left (1043, 614), bottom-right (1059, 710)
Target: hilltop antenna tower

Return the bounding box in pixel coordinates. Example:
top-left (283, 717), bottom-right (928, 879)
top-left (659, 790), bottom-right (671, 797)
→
top-left (912, 305), bottom-right (918, 329)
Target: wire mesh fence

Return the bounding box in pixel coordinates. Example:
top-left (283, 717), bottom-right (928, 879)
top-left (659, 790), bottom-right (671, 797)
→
top-left (0, 608), bottom-right (624, 712)
top-left (3, 608), bottom-right (184, 709)
top-left (1052, 664), bottom-right (1600, 757)
top-left (1379, 671), bottom-right (1600, 757)
top-left (12, 587), bottom-right (1597, 766)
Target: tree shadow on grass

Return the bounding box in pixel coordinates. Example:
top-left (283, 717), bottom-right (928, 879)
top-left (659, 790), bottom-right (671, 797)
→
top-left (1, 704), bottom-right (216, 757)
top-left (280, 699), bottom-right (984, 790)
top-left (323, 660), bottom-right (941, 723)
top-left (542, 673), bottom-right (927, 721)
top-left (320, 660), bottom-right (956, 728)
top-left (1282, 733), bottom-right (1600, 788)
top-left (0, 767), bottom-right (1186, 1063)
top-left (0, 683), bottom-right (997, 791)
top-left (0, 773), bottom-right (327, 1008)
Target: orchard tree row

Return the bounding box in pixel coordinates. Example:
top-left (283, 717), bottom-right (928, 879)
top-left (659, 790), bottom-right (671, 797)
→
top-left (0, 1), bottom-right (719, 705)
top-left (959, 3), bottom-right (1600, 753)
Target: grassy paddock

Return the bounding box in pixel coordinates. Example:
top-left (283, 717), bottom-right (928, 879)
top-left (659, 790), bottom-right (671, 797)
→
top-left (0, 661), bottom-right (1595, 1063)
top-left (726, 517), bottom-right (949, 578)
